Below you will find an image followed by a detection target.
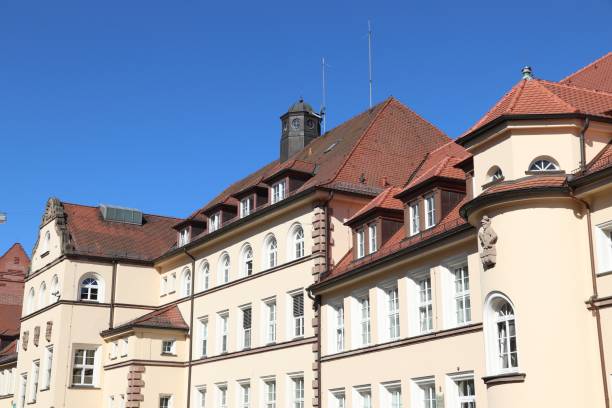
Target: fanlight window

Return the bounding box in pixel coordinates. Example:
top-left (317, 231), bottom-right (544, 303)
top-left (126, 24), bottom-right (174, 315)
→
top-left (529, 159), bottom-right (559, 172)
top-left (200, 262), bottom-right (210, 291)
top-left (219, 254), bottom-right (230, 284)
top-left (182, 268), bottom-right (192, 296)
top-left (293, 226), bottom-right (305, 259)
top-left (241, 245), bottom-right (254, 277)
top-left (265, 236), bottom-right (278, 269)
top-left (80, 277), bottom-right (99, 301)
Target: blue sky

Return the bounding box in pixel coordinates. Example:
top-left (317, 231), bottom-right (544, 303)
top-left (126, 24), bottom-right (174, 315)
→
top-left (1, 0), bottom-right (610, 255)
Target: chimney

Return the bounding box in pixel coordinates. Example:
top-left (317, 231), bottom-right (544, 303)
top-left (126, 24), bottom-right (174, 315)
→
top-left (279, 98), bottom-right (321, 162)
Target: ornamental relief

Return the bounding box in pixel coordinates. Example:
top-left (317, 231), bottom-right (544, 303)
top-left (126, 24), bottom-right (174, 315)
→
top-left (479, 215), bottom-right (497, 270)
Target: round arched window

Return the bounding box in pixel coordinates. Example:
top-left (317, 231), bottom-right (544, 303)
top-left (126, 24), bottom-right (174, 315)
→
top-left (529, 158), bottom-right (559, 172)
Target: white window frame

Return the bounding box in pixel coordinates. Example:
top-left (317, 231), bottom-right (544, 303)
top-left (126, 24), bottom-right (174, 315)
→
top-left (18, 373), bottom-right (27, 408)
top-left (28, 360), bottom-right (39, 403)
top-left (453, 264), bottom-right (471, 326)
top-left (424, 194), bottom-right (436, 229)
top-left (418, 276), bottom-right (433, 334)
top-left (411, 376), bottom-right (436, 408)
top-left (290, 224), bottom-right (305, 260)
top-left (181, 267), bottom-right (192, 297)
top-left (329, 388), bottom-right (346, 408)
top-left (209, 212), bottom-right (221, 232)
top-left (79, 273), bottom-right (104, 302)
top-left (195, 386), bottom-right (206, 408)
top-left (262, 376), bottom-right (276, 408)
top-left (271, 180), bottom-right (286, 204)
top-left (446, 372), bottom-right (475, 408)
top-left (179, 228), bottom-right (189, 247)
top-left (595, 221), bottom-right (612, 274)
top-left (161, 339), bottom-right (176, 355)
top-left (50, 275), bottom-right (60, 303)
top-left (485, 293), bottom-right (519, 375)
top-left (240, 196), bottom-right (254, 218)
top-left (289, 290), bottom-right (305, 339)
top-left (381, 381), bottom-right (402, 408)
top-left (120, 339), bottom-right (128, 357)
top-left (353, 385), bottom-right (372, 408)
top-left (409, 201), bottom-right (420, 236)
top-left (240, 244), bottom-right (254, 277)
top-left (216, 383), bottom-right (228, 408)
top-left (199, 317), bottom-right (208, 358)
top-left (238, 380), bottom-right (251, 408)
top-left (71, 346), bottom-right (99, 387)
top-left (263, 298), bottom-right (277, 344)
top-left (218, 253), bottom-right (231, 284)
top-left (38, 282), bottom-right (47, 310)
top-left (264, 235), bottom-right (278, 269)
top-left (239, 305), bottom-right (252, 350)
top-left (218, 311), bottom-right (229, 354)
top-left (331, 303), bottom-right (344, 353)
top-left (384, 285), bottom-right (400, 341)
top-left (354, 294), bottom-right (371, 347)
top-left (200, 261), bottom-right (210, 291)
top-left (368, 223), bottom-right (378, 253)
top-left (159, 394), bottom-right (173, 408)
top-left (288, 373), bottom-right (304, 408)
top-left (529, 157), bottom-right (559, 172)
top-left (356, 229), bottom-right (365, 259)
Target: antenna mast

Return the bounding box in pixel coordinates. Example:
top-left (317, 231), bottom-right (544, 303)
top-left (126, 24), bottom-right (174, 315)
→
top-left (321, 57), bottom-right (328, 133)
top-left (368, 20), bottom-right (373, 109)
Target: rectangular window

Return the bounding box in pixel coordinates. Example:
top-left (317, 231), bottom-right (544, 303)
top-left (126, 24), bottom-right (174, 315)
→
top-left (412, 378), bottom-right (436, 408)
top-left (334, 304), bottom-right (344, 352)
top-left (265, 299), bottom-right (277, 344)
top-left (331, 389), bottom-right (345, 408)
top-left (219, 312), bottom-right (229, 353)
top-left (162, 340), bottom-right (175, 355)
top-left (119, 394), bottom-right (125, 408)
top-left (456, 378), bottom-right (475, 408)
top-left (355, 386), bottom-right (372, 408)
top-left (18, 374), bottom-right (27, 408)
top-left (360, 296), bottom-right (371, 347)
top-left (410, 202), bottom-right (420, 236)
top-left (596, 222), bottom-right (612, 274)
top-left (178, 228), bottom-right (189, 247)
top-left (239, 382), bottom-right (250, 408)
top-left (240, 196), bottom-right (255, 218)
top-left (424, 194), bottom-right (436, 228)
top-left (43, 346), bottom-right (53, 389)
top-left (217, 384), bottom-right (228, 408)
top-left (72, 349), bottom-right (96, 386)
top-left (120, 339), bottom-right (128, 357)
top-left (356, 229), bottom-right (365, 258)
top-left (159, 395), bottom-right (172, 408)
top-left (383, 381), bottom-right (402, 408)
top-left (197, 387), bottom-right (206, 408)
top-left (264, 378), bottom-right (276, 408)
top-left (199, 318), bottom-right (208, 357)
top-left (271, 180), bottom-right (286, 204)
top-left (29, 361), bottom-right (39, 402)
top-left (241, 306), bottom-right (252, 350)
top-left (162, 276), bottom-right (168, 295)
top-left (368, 223), bottom-right (378, 253)
top-left (419, 277), bottom-right (433, 333)
top-left (292, 293), bottom-right (304, 338)
top-left (292, 376), bottom-right (304, 408)
top-left (454, 265), bottom-right (471, 325)
top-left (209, 212), bottom-right (221, 232)
top-left (387, 287), bottom-right (400, 340)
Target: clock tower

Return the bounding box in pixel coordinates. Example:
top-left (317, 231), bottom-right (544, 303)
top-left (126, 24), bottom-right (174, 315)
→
top-left (280, 98), bottom-right (321, 162)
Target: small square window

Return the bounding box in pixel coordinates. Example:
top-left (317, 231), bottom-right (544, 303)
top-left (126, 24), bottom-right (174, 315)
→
top-left (161, 340), bottom-right (175, 355)
top-left (240, 196), bottom-right (255, 218)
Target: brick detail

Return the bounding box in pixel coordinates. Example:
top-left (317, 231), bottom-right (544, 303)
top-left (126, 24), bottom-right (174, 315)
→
top-left (126, 401), bottom-right (140, 408)
top-left (126, 365), bottom-right (145, 405)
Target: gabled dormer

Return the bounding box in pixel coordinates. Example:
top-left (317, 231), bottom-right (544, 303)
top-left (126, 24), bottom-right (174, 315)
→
top-left (345, 187), bottom-right (404, 260)
top-left (231, 183), bottom-right (269, 218)
top-left (263, 160), bottom-right (315, 204)
top-left (395, 155), bottom-right (467, 238)
top-left (202, 197), bottom-right (239, 233)
top-left (172, 217), bottom-right (206, 247)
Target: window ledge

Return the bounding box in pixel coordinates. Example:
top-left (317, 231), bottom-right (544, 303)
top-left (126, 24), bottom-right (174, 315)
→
top-left (161, 352), bottom-right (177, 357)
top-left (482, 372), bottom-right (526, 386)
top-left (68, 385), bottom-right (100, 390)
top-left (39, 387), bottom-right (50, 392)
top-left (524, 170), bottom-right (565, 176)
top-left (40, 251), bottom-right (50, 259)
top-left (481, 177), bottom-right (505, 190)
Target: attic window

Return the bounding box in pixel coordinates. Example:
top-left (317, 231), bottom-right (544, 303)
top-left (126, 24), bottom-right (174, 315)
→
top-left (100, 204), bottom-right (143, 225)
top-left (178, 228), bottom-right (189, 247)
top-left (271, 180), bottom-right (286, 204)
top-left (324, 142), bottom-right (339, 154)
top-left (209, 212), bottom-right (221, 232)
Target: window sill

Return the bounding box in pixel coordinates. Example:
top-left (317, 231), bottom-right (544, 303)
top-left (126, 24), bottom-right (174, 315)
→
top-left (39, 387), bottom-right (50, 392)
top-left (40, 251), bottom-right (50, 259)
top-left (161, 352), bottom-right (177, 357)
top-left (524, 170), bottom-right (565, 176)
top-left (68, 385), bottom-right (100, 390)
top-left (597, 269), bottom-right (612, 277)
top-left (482, 372), bottom-right (526, 386)
top-left (481, 177), bottom-right (505, 190)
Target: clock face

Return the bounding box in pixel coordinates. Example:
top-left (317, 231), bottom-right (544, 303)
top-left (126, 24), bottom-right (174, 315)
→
top-left (306, 119), bottom-right (315, 129)
top-left (291, 118), bottom-right (301, 129)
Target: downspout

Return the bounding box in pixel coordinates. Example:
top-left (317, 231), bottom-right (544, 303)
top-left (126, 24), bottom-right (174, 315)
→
top-left (183, 248), bottom-right (197, 408)
top-left (109, 260), bottom-right (118, 329)
top-left (571, 193), bottom-right (609, 408)
top-left (579, 117), bottom-right (590, 172)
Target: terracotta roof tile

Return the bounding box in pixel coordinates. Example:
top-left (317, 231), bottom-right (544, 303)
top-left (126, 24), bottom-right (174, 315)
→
top-left (583, 142), bottom-right (612, 175)
top-left (0, 304), bottom-right (21, 337)
top-left (62, 202), bottom-right (181, 261)
top-left (480, 175), bottom-right (567, 196)
top-left (346, 187), bottom-right (404, 224)
top-left (0, 339), bottom-right (17, 366)
top-left (561, 52), bottom-right (612, 93)
top-left (104, 305), bottom-right (188, 336)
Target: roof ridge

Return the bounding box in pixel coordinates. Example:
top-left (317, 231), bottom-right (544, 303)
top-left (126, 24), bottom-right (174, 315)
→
top-left (507, 80), bottom-right (528, 113)
top-left (541, 78), bottom-right (612, 97)
top-left (324, 98), bottom-right (395, 186)
top-left (585, 140), bottom-right (612, 171)
top-left (560, 52), bottom-right (612, 83)
top-left (62, 201), bottom-right (180, 220)
top-left (530, 79), bottom-right (579, 113)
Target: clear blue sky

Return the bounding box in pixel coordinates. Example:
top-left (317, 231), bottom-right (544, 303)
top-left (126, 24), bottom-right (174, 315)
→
top-left (1, 0), bottom-right (610, 255)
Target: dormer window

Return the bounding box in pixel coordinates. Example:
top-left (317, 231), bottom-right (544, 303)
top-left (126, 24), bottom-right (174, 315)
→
top-left (368, 223), bottom-right (378, 253)
top-left (409, 202), bottom-right (420, 236)
top-left (209, 212), bottom-right (221, 232)
top-left (240, 196), bottom-right (254, 218)
top-left (356, 229), bottom-right (365, 258)
top-left (529, 158), bottom-right (559, 172)
top-left (271, 180), bottom-right (286, 204)
top-left (424, 194), bottom-right (436, 229)
top-left (178, 228), bottom-right (189, 247)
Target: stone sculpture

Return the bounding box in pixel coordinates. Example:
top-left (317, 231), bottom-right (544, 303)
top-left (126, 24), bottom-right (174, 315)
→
top-left (478, 215), bottom-right (497, 269)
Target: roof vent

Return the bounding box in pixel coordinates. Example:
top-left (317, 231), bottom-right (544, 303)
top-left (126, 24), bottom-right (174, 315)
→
top-left (100, 204), bottom-right (143, 225)
top-left (521, 66), bottom-right (533, 80)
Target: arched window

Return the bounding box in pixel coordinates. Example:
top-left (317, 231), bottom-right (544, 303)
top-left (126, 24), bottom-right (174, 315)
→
top-left (290, 225), bottom-right (305, 260)
top-left (50, 275), bottom-right (60, 303)
top-left (529, 157), bottom-right (559, 172)
top-left (218, 253), bottom-right (230, 284)
top-left (181, 267), bottom-right (192, 296)
top-left (26, 288), bottom-right (35, 314)
top-left (241, 244), bottom-right (254, 277)
top-left (487, 166), bottom-right (504, 182)
top-left (42, 231), bottom-right (51, 254)
top-left (200, 261), bottom-right (210, 291)
top-left (79, 275), bottom-right (102, 302)
top-left (38, 282), bottom-right (47, 309)
top-left (264, 235), bottom-right (278, 269)
top-left (485, 293), bottom-right (519, 374)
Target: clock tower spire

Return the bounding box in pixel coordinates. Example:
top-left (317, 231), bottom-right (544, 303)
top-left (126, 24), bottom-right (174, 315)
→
top-left (280, 98), bottom-right (321, 162)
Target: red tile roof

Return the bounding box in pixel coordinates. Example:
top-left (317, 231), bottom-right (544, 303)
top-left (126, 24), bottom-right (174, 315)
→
top-left (0, 304), bottom-right (21, 337)
top-left (561, 52), bottom-right (612, 94)
top-left (583, 142), bottom-right (612, 175)
top-left (62, 202), bottom-right (181, 261)
top-left (102, 305), bottom-right (188, 336)
top-left (480, 175), bottom-right (567, 196)
top-left (0, 339), bottom-right (17, 366)
top-left (322, 197), bottom-right (469, 284)
top-left (0, 244), bottom-right (28, 336)
top-left (346, 187), bottom-right (404, 225)
top-left (187, 97), bottom-right (451, 223)
top-left (462, 78), bottom-right (612, 137)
